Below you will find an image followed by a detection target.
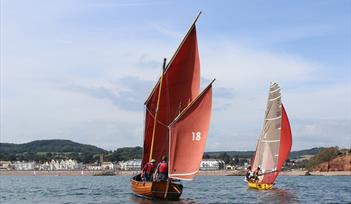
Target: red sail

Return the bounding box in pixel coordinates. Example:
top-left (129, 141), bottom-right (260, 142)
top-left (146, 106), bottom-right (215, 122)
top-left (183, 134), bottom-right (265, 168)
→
top-left (168, 84), bottom-right (212, 180)
top-left (277, 104), bottom-right (292, 172)
top-left (142, 25), bottom-right (200, 167)
top-left (261, 104), bottom-right (292, 184)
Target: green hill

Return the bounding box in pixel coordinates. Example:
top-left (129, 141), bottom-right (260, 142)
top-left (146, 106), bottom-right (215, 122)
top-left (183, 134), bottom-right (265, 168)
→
top-left (0, 140), bottom-right (106, 162)
top-left (209, 148), bottom-right (323, 158)
top-left (0, 139), bottom-right (106, 154)
top-left (0, 139), bottom-right (326, 163)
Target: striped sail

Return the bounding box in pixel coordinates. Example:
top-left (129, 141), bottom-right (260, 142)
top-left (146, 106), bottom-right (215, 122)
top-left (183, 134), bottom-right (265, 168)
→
top-left (252, 82), bottom-right (289, 184)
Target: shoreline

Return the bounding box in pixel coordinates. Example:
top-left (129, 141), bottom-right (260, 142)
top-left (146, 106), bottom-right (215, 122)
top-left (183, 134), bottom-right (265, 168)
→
top-left (1, 170), bottom-right (350, 176)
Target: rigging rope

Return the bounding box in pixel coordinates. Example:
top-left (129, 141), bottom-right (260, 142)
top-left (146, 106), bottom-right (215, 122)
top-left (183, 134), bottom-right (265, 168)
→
top-left (145, 107), bottom-right (169, 128)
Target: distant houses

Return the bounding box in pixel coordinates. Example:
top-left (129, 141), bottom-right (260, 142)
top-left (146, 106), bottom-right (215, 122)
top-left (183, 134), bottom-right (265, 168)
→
top-left (101, 162), bottom-right (114, 170)
top-left (1, 158), bottom-right (235, 171)
top-left (13, 161), bottom-right (36, 170)
top-left (0, 161), bottom-right (12, 170)
top-left (0, 160), bottom-right (81, 171)
top-left (200, 159), bottom-right (225, 170)
top-left (117, 159), bottom-right (141, 171)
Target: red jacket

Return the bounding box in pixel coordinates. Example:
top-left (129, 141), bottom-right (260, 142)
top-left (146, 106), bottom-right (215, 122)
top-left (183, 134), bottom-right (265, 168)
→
top-left (143, 162), bottom-right (155, 174)
top-left (157, 161), bottom-right (167, 174)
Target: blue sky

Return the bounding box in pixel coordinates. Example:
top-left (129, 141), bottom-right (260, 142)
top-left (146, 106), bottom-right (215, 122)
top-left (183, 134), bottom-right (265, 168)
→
top-left (1, 0), bottom-right (350, 151)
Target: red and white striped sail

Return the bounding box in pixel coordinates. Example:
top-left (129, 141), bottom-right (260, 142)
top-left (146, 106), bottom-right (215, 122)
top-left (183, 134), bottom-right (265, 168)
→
top-left (168, 83), bottom-right (213, 180)
top-left (252, 82), bottom-right (292, 184)
top-left (142, 23), bottom-right (200, 167)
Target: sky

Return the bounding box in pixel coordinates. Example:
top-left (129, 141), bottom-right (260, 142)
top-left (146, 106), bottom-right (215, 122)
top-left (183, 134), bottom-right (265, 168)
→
top-left (0, 0), bottom-right (350, 151)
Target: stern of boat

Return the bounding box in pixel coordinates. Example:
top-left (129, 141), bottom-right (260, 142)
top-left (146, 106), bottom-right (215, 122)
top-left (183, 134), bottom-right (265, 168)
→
top-left (151, 181), bottom-right (183, 200)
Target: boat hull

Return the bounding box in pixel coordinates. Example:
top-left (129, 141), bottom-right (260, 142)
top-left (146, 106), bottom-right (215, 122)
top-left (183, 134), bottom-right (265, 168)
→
top-left (247, 181), bottom-right (273, 190)
top-left (130, 175), bottom-right (183, 200)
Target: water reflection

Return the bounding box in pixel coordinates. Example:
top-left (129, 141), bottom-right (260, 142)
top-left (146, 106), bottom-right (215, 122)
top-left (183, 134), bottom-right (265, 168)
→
top-left (129, 195), bottom-right (198, 204)
top-left (251, 187), bottom-right (299, 204)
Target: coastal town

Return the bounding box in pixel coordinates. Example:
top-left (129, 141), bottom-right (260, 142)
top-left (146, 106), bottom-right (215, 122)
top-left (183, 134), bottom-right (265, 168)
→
top-left (0, 158), bottom-right (227, 172)
top-left (1, 147), bottom-right (350, 177)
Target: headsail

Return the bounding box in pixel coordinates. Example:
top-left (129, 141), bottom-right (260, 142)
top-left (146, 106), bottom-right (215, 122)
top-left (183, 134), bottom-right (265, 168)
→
top-left (168, 82), bottom-right (213, 180)
top-left (277, 105), bottom-right (292, 172)
top-left (142, 21), bottom-right (201, 167)
top-left (252, 82), bottom-right (292, 184)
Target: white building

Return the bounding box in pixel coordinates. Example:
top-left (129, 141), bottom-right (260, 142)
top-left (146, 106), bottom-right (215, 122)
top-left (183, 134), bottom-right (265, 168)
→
top-left (13, 161), bottom-right (35, 170)
top-left (101, 162), bottom-right (114, 170)
top-left (200, 159), bottom-right (225, 170)
top-left (85, 164), bottom-right (101, 171)
top-left (59, 159), bottom-right (78, 170)
top-left (0, 161), bottom-right (11, 170)
top-left (38, 159), bottom-right (79, 170)
top-left (117, 159), bottom-right (141, 171)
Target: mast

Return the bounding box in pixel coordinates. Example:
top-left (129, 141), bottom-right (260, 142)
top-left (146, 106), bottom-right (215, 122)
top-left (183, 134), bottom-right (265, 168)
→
top-left (149, 58), bottom-right (167, 162)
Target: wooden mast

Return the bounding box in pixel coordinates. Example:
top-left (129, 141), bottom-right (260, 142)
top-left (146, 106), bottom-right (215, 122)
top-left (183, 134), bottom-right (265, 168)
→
top-left (149, 58), bottom-right (167, 162)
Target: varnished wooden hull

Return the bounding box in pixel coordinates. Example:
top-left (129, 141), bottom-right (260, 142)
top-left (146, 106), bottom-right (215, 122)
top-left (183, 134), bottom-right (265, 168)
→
top-left (247, 181), bottom-right (273, 190)
top-left (130, 176), bottom-right (183, 200)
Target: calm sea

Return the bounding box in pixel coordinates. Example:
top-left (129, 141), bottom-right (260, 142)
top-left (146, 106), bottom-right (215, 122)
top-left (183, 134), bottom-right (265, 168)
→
top-left (0, 176), bottom-right (350, 204)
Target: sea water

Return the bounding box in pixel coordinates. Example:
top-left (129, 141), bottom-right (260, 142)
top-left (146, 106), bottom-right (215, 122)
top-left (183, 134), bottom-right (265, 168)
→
top-left (0, 176), bottom-right (350, 203)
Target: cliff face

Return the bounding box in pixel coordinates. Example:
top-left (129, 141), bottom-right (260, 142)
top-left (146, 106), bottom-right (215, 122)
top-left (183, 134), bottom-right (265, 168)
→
top-left (312, 155), bottom-right (351, 171)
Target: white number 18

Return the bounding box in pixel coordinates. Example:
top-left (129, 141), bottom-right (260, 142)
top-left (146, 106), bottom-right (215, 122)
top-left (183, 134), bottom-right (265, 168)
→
top-left (192, 132), bottom-right (201, 141)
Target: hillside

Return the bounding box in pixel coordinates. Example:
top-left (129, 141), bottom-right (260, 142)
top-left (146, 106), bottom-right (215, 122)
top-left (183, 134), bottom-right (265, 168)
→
top-left (0, 140), bottom-right (106, 162)
top-left (0, 139), bottom-right (335, 164)
top-left (289, 147), bottom-right (323, 159)
top-left (312, 155), bottom-right (351, 171)
top-left (204, 147), bottom-right (324, 160)
top-left (204, 151), bottom-right (255, 158)
top-left (0, 140), bottom-right (106, 154)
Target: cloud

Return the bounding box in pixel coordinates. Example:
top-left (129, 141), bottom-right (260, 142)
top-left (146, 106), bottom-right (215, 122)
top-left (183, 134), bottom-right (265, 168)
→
top-left (1, 1), bottom-right (350, 151)
top-left (292, 119), bottom-right (351, 150)
top-left (135, 54), bottom-right (162, 70)
top-left (63, 76), bottom-right (153, 112)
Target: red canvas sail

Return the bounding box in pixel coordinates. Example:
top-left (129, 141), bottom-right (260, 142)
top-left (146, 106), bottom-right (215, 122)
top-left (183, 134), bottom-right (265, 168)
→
top-left (277, 105), bottom-right (292, 171)
top-left (168, 83), bottom-right (213, 180)
top-left (142, 25), bottom-right (200, 167)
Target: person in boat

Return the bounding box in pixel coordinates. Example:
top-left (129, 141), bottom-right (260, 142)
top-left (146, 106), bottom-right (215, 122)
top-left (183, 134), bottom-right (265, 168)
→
top-left (155, 156), bottom-right (168, 181)
top-left (142, 159), bottom-right (156, 182)
top-left (245, 165), bottom-right (253, 181)
top-left (253, 167), bottom-right (261, 182)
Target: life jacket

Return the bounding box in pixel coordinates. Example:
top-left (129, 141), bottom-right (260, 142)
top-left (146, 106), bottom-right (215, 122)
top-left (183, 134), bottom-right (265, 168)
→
top-left (158, 162), bottom-right (167, 173)
top-left (145, 163), bottom-right (155, 174)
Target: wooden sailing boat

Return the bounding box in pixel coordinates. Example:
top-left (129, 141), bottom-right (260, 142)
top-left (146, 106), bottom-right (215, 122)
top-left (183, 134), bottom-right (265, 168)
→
top-left (247, 82), bottom-right (292, 190)
top-left (130, 12), bottom-right (214, 200)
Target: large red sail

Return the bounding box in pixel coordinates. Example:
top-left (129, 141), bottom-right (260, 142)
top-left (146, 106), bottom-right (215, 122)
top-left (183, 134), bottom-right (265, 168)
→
top-left (168, 84), bottom-right (212, 180)
top-left (277, 104), bottom-right (292, 171)
top-left (142, 25), bottom-right (200, 167)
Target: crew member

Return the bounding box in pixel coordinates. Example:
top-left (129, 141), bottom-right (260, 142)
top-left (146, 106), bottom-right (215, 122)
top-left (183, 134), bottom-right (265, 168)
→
top-left (142, 159), bottom-right (156, 181)
top-left (253, 167), bottom-right (261, 182)
top-left (245, 165), bottom-right (253, 181)
top-left (156, 156), bottom-right (168, 181)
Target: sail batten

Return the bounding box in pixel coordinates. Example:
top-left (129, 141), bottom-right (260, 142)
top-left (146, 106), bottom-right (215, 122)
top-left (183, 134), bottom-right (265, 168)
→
top-left (252, 82), bottom-right (291, 185)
